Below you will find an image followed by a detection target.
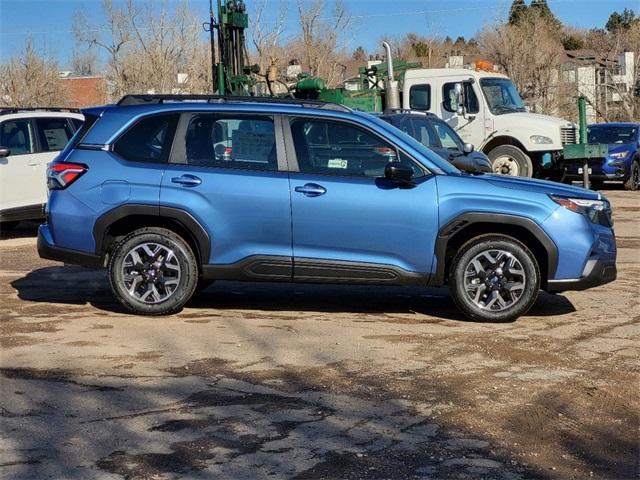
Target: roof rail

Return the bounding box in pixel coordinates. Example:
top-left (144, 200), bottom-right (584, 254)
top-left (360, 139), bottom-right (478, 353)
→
top-left (117, 94), bottom-right (351, 112)
top-left (0, 107), bottom-right (81, 116)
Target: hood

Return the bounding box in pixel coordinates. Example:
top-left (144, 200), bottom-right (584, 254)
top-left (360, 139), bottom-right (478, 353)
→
top-left (500, 112), bottom-right (574, 129)
top-left (481, 174), bottom-right (601, 200)
top-left (608, 143), bottom-right (636, 154)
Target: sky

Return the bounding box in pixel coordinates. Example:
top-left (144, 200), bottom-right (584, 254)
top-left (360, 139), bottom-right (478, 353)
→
top-left (0, 0), bottom-right (636, 68)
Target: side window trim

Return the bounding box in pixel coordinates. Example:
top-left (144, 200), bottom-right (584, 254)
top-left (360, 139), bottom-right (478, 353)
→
top-left (283, 115), bottom-right (429, 179)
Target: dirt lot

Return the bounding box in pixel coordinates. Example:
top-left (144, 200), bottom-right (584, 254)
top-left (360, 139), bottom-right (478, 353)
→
top-left (0, 189), bottom-right (638, 480)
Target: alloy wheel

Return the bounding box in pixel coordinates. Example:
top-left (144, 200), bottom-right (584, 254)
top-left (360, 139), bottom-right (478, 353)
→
top-left (121, 242), bottom-right (181, 304)
top-left (463, 249), bottom-right (526, 311)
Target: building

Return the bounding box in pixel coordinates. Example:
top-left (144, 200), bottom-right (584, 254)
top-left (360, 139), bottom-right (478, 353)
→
top-left (58, 73), bottom-right (108, 108)
top-left (561, 49), bottom-right (637, 122)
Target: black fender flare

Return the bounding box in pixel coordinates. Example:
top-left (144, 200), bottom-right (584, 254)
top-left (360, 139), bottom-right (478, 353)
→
top-left (431, 212), bottom-right (558, 286)
top-left (93, 204), bottom-right (210, 264)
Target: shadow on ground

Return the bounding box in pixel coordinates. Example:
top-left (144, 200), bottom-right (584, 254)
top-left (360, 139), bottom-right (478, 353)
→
top-left (11, 265), bottom-right (576, 321)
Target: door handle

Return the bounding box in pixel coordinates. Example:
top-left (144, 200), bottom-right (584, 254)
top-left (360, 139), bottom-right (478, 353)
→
top-left (171, 174), bottom-right (202, 187)
top-left (294, 183), bottom-right (326, 197)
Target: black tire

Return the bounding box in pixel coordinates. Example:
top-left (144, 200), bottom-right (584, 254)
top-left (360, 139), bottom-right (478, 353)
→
top-left (448, 234), bottom-right (540, 322)
top-left (487, 145), bottom-right (534, 177)
top-left (108, 227), bottom-right (198, 315)
top-left (0, 221), bottom-right (20, 232)
top-left (623, 159), bottom-right (639, 191)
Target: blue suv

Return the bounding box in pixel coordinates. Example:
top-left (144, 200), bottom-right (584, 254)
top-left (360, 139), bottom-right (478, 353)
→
top-left (38, 95), bottom-right (617, 322)
top-left (564, 122), bottom-right (640, 190)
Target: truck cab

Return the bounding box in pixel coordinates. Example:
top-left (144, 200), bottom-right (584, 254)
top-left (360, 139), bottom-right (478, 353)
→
top-left (402, 69), bottom-right (577, 178)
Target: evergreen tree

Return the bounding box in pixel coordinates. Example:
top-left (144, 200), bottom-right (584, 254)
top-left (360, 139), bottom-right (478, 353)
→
top-left (530, 0), bottom-right (562, 30)
top-left (352, 46), bottom-right (367, 62)
top-left (508, 0), bottom-right (527, 25)
top-left (605, 8), bottom-right (637, 32)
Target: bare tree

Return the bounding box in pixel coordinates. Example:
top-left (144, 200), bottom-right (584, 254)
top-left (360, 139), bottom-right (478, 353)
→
top-left (74, 0), bottom-right (210, 99)
top-left (480, 11), bottom-right (564, 114)
top-left (71, 48), bottom-right (99, 76)
top-left (294, 0), bottom-right (352, 86)
top-left (250, 0), bottom-right (287, 74)
top-left (0, 38), bottom-right (68, 107)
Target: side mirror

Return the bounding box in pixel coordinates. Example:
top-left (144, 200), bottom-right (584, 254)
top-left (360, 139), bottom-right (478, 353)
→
top-left (463, 143), bottom-right (474, 154)
top-left (0, 146), bottom-right (10, 158)
top-left (454, 82), bottom-right (465, 116)
top-left (384, 162), bottom-right (414, 185)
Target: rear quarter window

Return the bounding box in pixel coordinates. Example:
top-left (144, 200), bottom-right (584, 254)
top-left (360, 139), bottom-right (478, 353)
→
top-left (113, 114), bottom-right (179, 163)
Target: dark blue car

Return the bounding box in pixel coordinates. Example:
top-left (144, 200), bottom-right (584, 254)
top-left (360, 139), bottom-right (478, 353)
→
top-left (564, 123), bottom-right (640, 190)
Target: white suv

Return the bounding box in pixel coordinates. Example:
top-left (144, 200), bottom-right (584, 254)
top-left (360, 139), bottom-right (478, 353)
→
top-left (0, 108), bottom-right (84, 229)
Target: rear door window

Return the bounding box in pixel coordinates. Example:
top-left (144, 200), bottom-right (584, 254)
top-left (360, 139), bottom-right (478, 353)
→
top-left (35, 117), bottom-right (76, 151)
top-left (184, 114), bottom-right (277, 171)
top-left (0, 119), bottom-right (35, 155)
top-left (114, 114), bottom-right (179, 163)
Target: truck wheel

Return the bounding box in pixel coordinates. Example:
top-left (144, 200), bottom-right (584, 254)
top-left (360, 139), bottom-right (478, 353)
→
top-left (0, 221), bottom-right (20, 232)
top-left (488, 145), bottom-right (533, 177)
top-left (449, 234), bottom-right (540, 322)
top-left (108, 227), bottom-right (198, 315)
top-left (623, 159), bottom-right (639, 191)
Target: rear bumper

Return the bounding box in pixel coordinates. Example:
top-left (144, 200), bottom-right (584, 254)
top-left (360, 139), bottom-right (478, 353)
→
top-left (37, 225), bottom-right (102, 268)
top-left (546, 258), bottom-right (616, 292)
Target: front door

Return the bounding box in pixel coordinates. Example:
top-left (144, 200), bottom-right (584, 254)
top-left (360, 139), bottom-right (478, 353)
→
top-left (286, 116), bottom-right (439, 283)
top-left (0, 118), bottom-right (41, 214)
top-left (439, 80), bottom-right (486, 148)
top-left (161, 112), bottom-right (292, 274)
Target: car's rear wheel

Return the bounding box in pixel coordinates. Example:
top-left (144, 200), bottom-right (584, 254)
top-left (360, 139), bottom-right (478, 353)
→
top-left (449, 235), bottom-right (540, 322)
top-left (108, 227), bottom-right (198, 315)
top-left (623, 159), bottom-right (639, 191)
top-left (488, 145), bottom-right (533, 177)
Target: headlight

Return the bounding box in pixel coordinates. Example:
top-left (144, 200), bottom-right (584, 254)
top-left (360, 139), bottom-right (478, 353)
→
top-left (609, 151), bottom-right (629, 159)
top-left (549, 195), bottom-right (612, 227)
top-left (530, 135), bottom-right (553, 144)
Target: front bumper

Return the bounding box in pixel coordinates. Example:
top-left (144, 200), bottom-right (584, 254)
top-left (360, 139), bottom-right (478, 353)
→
top-left (37, 225), bottom-right (102, 268)
top-left (546, 258), bottom-right (616, 292)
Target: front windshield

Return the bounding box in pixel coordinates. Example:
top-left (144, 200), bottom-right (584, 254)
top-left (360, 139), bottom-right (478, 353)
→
top-left (364, 113), bottom-right (460, 175)
top-left (588, 125), bottom-right (638, 144)
top-left (480, 78), bottom-right (527, 115)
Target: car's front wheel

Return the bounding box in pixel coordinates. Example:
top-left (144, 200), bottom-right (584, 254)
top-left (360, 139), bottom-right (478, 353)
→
top-left (623, 158), bottom-right (639, 191)
top-left (108, 227), bottom-right (198, 315)
top-left (449, 235), bottom-right (540, 322)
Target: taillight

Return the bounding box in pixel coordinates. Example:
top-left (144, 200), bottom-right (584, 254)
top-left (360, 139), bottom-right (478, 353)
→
top-left (47, 162), bottom-right (88, 190)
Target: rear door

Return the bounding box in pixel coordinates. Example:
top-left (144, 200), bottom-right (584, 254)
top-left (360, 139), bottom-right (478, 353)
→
top-left (161, 112), bottom-right (292, 274)
top-left (286, 115), bottom-right (439, 281)
top-left (33, 117), bottom-right (77, 202)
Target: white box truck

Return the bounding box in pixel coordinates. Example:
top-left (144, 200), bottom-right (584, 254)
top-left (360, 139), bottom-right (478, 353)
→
top-left (401, 68), bottom-right (577, 178)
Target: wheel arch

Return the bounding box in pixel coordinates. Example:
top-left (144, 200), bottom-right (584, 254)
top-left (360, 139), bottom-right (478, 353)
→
top-left (482, 135), bottom-right (528, 155)
top-left (93, 204), bottom-right (210, 268)
top-left (432, 213), bottom-right (558, 289)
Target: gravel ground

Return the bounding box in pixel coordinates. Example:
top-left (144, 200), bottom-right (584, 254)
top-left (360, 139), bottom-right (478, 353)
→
top-left (0, 189), bottom-right (638, 480)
